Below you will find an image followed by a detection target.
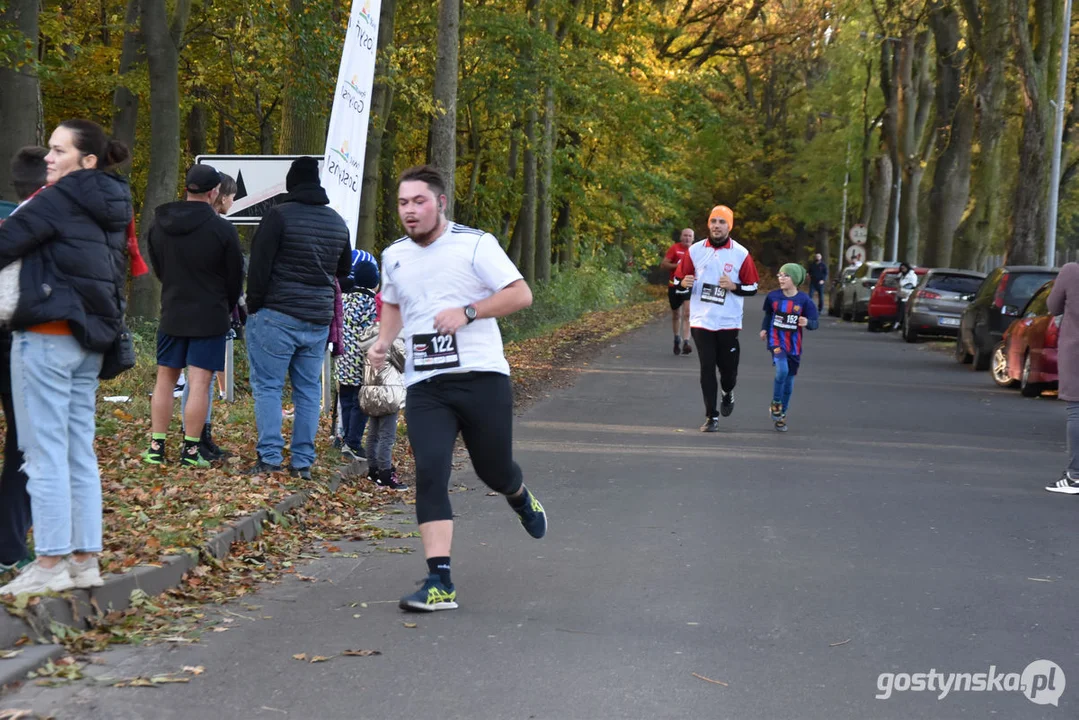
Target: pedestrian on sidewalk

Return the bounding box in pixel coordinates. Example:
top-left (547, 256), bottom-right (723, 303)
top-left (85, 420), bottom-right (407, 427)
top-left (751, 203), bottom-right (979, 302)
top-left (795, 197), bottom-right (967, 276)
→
top-left (245, 157), bottom-right (353, 478)
top-left (368, 164), bottom-right (547, 613)
top-left (179, 171), bottom-right (240, 461)
top-left (336, 249), bottom-right (381, 462)
top-left (360, 290), bottom-right (407, 491)
top-left (143, 165), bottom-right (244, 468)
top-left (0, 147), bottom-right (47, 573)
top-left (0, 119), bottom-right (133, 596)
top-left (808, 252), bottom-right (828, 313)
top-left (1046, 264), bottom-right (1079, 494)
top-left (760, 263), bottom-right (819, 432)
top-left (674, 204), bottom-right (760, 432)
top-left (661, 228), bottom-right (694, 355)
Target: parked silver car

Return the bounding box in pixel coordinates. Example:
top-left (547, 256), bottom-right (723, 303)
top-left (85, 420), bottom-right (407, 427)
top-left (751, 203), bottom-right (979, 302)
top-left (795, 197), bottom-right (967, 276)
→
top-left (901, 268), bottom-right (986, 342)
top-left (828, 265), bottom-right (858, 317)
top-left (840, 260), bottom-right (899, 321)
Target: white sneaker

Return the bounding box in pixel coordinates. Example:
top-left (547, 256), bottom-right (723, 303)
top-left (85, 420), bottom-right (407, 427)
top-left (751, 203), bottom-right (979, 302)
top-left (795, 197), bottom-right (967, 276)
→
top-left (0, 559), bottom-right (75, 596)
top-left (68, 556), bottom-right (105, 588)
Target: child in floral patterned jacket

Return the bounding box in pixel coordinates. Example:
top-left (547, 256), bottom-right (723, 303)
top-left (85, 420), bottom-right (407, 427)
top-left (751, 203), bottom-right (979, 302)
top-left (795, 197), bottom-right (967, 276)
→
top-left (337, 250), bottom-right (380, 460)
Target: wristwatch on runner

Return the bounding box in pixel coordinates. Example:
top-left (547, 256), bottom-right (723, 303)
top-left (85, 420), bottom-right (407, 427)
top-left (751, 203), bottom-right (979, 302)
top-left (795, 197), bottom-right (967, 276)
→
top-left (464, 305), bottom-right (478, 323)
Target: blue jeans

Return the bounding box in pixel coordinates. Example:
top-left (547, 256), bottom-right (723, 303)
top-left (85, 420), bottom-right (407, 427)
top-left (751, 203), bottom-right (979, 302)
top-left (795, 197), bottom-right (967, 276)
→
top-left (366, 412), bottom-right (398, 470)
top-left (338, 384), bottom-right (367, 451)
top-left (811, 282), bottom-right (825, 312)
top-left (10, 331), bottom-right (103, 556)
top-left (181, 372), bottom-right (214, 428)
top-left (772, 353), bottom-right (798, 413)
top-left (246, 309), bottom-right (328, 468)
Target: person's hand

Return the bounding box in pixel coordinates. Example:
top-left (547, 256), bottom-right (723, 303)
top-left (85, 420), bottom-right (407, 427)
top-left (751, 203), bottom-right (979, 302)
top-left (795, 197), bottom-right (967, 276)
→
top-left (798, 316), bottom-right (809, 328)
top-left (759, 330), bottom-right (766, 341)
top-left (718, 274), bottom-right (736, 291)
top-left (681, 274), bottom-right (695, 289)
top-left (433, 307), bottom-right (468, 335)
top-left (367, 339), bottom-right (389, 370)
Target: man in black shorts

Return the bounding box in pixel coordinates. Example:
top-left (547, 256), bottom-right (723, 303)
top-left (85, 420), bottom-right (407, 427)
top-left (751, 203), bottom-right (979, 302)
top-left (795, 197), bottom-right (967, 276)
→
top-left (368, 165), bottom-right (547, 613)
top-left (661, 228), bottom-right (694, 355)
top-left (144, 165), bottom-right (244, 467)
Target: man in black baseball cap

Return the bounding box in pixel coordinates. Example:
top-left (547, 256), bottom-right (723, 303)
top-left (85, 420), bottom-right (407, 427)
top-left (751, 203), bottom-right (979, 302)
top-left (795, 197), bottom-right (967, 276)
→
top-left (143, 165), bottom-right (243, 468)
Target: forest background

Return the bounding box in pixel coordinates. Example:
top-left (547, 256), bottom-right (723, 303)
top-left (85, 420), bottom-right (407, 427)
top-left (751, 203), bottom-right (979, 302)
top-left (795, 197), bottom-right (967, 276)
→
top-left (0, 0), bottom-right (1075, 319)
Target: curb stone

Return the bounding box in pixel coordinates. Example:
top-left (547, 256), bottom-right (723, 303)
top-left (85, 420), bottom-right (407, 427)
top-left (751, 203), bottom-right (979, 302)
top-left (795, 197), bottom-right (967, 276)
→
top-left (0, 459), bottom-right (366, 689)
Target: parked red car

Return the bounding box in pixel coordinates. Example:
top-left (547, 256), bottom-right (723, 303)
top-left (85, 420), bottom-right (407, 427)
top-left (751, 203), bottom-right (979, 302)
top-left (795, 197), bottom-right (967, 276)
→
top-left (991, 280), bottom-right (1059, 396)
top-left (867, 267), bottom-right (927, 332)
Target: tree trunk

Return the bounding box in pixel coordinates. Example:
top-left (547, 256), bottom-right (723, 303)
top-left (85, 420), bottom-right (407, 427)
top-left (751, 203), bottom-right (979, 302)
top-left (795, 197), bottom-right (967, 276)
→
top-left (0, 0), bottom-right (41, 202)
top-left (186, 102), bottom-right (208, 157)
top-left (217, 111), bottom-right (236, 154)
top-left (1007, 0), bottom-right (1064, 265)
top-left (358, 0), bottom-right (398, 251)
top-left (897, 30), bottom-right (935, 264)
top-left (132, 0), bottom-right (191, 319)
top-left (536, 18), bottom-right (556, 283)
top-left (954, 0), bottom-right (1009, 269)
top-left (278, 0), bottom-right (329, 156)
top-left (380, 111), bottom-right (400, 247)
top-left (816, 226), bottom-right (831, 275)
top-left (501, 129), bottom-right (520, 242)
top-left (514, 106), bottom-right (538, 282)
top-left (868, 154), bottom-right (893, 261)
top-left (110, 0), bottom-right (142, 156)
top-left (880, 39), bottom-right (901, 261)
top-left (555, 198), bottom-right (573, 267)
top-left (925, 1), bottom-right (974, 268)
top-left (428, 0), bottom-right (460, 216)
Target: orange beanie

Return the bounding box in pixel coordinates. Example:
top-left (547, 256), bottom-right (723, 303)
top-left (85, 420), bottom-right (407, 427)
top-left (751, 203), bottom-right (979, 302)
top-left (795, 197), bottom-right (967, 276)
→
top-left (709, 205), bottom-right (734, 230)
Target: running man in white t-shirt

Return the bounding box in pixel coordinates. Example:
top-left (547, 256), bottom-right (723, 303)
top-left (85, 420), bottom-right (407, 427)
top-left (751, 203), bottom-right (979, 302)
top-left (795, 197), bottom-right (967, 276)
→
top-left (675, 205), bottom-right (760, 432)
top-left (367, 165), bottom-right (548, 613)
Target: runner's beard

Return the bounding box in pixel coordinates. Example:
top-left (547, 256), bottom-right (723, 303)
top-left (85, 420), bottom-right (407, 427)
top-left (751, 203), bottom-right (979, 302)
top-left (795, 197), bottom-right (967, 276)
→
top-left (407, 218), bottom-right (446, 247)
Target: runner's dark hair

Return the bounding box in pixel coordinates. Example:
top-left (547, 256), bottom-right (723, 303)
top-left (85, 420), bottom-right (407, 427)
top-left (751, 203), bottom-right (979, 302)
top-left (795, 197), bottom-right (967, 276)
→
top-left (398, 164), bottom-right (446, 199)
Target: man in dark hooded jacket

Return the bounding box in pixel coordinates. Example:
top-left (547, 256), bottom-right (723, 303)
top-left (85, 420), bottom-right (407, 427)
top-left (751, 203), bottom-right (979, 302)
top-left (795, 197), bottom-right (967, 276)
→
top-left (144, 164), bottom-right (244, 468)
top-left (245, 156), bottom-right (352, 478)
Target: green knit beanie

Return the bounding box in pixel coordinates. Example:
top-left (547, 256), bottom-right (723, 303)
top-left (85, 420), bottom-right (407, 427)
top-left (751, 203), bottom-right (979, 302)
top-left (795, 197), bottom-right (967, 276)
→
top-left (780, 263), bottom-right (807, 286)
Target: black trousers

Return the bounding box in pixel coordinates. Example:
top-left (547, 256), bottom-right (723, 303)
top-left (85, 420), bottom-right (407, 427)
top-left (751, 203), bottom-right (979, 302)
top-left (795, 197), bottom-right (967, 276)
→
top-left (404, 372), bottom-right (523, 525)
top-left (690, 328), bottom-right (740, 418)
top-left (0, 332), bottom-right (30, 566)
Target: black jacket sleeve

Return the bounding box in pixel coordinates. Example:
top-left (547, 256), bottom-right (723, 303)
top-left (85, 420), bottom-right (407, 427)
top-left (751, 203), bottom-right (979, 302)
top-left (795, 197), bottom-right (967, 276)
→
top-left (223, 224), bottom-right (244, 311)
top-left (147, 223), bottom-right (163, 280)
top-left (0, 192), bottom-right (59, 269)
top-left (335, 241), bottom-right (353, 280)
top-left (246, 209), bottom-right (285, 313)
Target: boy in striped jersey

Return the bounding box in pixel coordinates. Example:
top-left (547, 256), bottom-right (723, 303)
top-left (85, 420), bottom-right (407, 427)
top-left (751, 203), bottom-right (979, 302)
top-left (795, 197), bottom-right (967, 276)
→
top-left (759, 263), bottom-right (818, 432)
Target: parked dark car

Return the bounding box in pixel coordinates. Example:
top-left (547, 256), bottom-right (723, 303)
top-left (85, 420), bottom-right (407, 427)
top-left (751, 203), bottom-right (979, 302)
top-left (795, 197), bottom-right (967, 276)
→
top-left (991, 280), bottom-right (1059, 397)
top-left (828, 265), bottom-right (859, 317)
top-left (956, 265), bottom-right (1059, 371)
top-left (902, 269), bottom-right (986, 342)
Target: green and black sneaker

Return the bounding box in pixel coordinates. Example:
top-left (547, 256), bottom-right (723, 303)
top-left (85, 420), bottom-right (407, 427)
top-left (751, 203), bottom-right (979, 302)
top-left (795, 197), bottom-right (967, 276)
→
top-left (142, 436), bottom-right (167, 465)
top-left (180, 436), bottom-right (212, 468)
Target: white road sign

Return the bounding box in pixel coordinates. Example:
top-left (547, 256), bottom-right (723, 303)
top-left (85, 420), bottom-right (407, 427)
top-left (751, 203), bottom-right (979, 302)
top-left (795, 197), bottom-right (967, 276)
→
top-left (195, 155), bottom-right (324, 225)
top-left (845, 244), bottom-right (867, 265)
top-left (849, 223), bottom-right (868, 246)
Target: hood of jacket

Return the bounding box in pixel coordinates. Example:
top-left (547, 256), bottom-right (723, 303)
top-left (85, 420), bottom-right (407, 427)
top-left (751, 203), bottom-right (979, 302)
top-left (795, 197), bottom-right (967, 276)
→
top-left (52, 170), bottom-right (132, 233)
top-left (283, 184), bottom-right (330, 206)
top-left (153, 200), bottom-right (221, 235)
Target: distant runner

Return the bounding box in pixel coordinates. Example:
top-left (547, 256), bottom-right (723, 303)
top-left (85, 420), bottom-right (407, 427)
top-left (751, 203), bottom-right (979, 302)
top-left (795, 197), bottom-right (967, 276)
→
top-left (661, 228), bottom-right (694, 355)
top-left (675, 205), bottom-right (759, 432)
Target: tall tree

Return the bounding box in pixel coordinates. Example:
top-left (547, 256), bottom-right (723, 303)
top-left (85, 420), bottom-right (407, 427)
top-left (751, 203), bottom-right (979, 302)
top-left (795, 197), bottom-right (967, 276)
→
top-left (1008, 0), bottom-right (1067, 264)
top-left (359, 0), bottom-right (399, 251)
top-left (131, 0), bottom-right (192, 319)
top-left (429, 0), bottom-right (460, 216)
top-left (895, 29), bottom-right (935, 264)
top-left (0, 0), bottom-right (41, 201)
top-left (110, 0), bottom-right (142, 155)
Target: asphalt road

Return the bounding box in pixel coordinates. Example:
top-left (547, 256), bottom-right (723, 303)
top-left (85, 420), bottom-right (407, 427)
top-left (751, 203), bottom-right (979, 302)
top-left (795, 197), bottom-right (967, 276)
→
top-left (3, 306), bottom-right (1077, 719)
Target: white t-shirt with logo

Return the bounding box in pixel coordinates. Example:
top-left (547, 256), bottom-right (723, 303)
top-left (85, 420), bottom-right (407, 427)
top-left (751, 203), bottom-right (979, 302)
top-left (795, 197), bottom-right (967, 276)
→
top-left (380, 222), bottom-right (523, 387)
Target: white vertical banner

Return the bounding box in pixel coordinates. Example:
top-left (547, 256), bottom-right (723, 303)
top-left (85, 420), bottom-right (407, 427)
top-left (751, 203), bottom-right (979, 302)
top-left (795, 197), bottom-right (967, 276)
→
top-left (321, 0), bottom-right (382, 247)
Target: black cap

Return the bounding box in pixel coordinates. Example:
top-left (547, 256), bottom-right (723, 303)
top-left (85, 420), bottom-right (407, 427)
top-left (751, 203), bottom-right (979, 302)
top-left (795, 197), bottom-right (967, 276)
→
top-left (185, 165), bottom-right (221, 194)
top-left (286, 157), bottom-right (321, 191)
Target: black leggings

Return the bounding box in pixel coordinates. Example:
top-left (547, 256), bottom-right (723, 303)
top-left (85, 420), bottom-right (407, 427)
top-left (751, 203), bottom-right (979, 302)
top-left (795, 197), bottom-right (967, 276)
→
top-left (405, 372), bottom-right (523, 524)
top-left (690, 328), bottom-right (740, 418)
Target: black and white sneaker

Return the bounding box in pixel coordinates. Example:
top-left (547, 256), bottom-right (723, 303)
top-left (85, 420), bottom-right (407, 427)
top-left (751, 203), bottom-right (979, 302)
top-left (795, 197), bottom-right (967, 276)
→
top-left (1045, 471), bottom-right (1079, 494)
top-left (720, 392), bottom-right (735, 417)
top-left (700, 416), bottom-right (720, 433)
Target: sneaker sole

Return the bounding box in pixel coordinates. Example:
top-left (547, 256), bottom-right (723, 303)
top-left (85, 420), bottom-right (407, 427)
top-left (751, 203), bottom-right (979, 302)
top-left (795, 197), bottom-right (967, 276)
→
top-left (399, 599), bottom-right (458, 612)
top-left (1045, 485), bottom-right (1079, 494)
top-left (71, 578), bottom-right (105, 589)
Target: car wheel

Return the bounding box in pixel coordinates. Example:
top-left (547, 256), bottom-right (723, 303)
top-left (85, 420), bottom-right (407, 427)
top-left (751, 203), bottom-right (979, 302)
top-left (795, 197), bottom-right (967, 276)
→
top-left (972, 344), bottom-right (991, 371)
top-left (902, 323), bottom-right (918, 343)
top-left (954, 336), bottom-right (972, 364)
top-left (991, 343), bottom-right (1017, 388)
top-left (1020, 351), bottom-right (1042, 397)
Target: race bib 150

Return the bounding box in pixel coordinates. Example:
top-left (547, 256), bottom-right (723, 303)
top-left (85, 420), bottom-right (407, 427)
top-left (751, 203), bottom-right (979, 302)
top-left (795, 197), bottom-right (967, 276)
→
top-left (700, 283), bottom-right (727, 305)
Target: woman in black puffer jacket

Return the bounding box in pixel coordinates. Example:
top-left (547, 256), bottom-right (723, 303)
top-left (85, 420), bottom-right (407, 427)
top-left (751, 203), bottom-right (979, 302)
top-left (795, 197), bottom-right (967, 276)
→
top-left (0, 119), bottom-right (132, 597)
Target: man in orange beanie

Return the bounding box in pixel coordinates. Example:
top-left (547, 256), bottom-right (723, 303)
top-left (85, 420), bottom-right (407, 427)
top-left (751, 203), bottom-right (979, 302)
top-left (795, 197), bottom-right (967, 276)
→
top-left (674, 205), bottom-right (760, 432)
